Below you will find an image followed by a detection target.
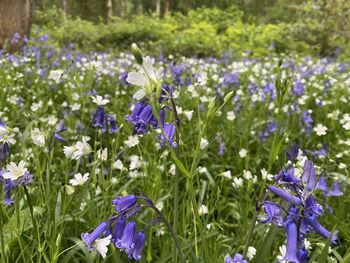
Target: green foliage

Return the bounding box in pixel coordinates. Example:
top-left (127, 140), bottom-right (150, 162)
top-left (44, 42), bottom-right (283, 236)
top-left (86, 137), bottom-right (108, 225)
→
top-left (33, 4), bottom-right (349, 58)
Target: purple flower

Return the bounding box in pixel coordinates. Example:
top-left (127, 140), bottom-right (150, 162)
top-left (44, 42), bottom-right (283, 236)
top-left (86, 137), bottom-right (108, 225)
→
top-left (156, 123), bottom-right (177, 148)
top-left (112, 217), bottom-right (126, 245)
top-left (261, 201), bottom-right (283, 226)
top-left (306, 213), bottom-right (337, 244)
top-left (116, 221), bottom-right (136, 252)
top-left (326, 182), bottom-right (343, 197)
top-left (92, 106), bottom-right (106, 128)
top-left (218, 143), bottom-right (225, 156)
top-left (81, 221), bottom-right (108, 250)
top-left (283, 220), bottom-right (299, 262)
top-left (267, 185), bottom-right (302, 206)
top-left (4, 179), bottom-right (15, 206)
top-left (286, 144), bottom-right (299, 161)
top-left (130, 231), bottom-right (146, 260)
top-left (297, 248), bottom-right (308, 263)
top-left (224, 253), bottom-right (248, 263)
top-left (112, 195), bottom-right (138, 213)
top-left (302, 160), bottom-right (317, 191)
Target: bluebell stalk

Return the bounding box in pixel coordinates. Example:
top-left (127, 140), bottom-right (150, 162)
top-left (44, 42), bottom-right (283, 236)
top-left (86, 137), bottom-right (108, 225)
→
top-left (259, 145), bottom-right (341, 262)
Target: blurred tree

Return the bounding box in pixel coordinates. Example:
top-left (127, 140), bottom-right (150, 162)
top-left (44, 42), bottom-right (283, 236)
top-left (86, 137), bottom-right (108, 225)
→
top-left (0, 0), bottom-right (35, 52)
top-left (106, 0), bottom-right (113, 23)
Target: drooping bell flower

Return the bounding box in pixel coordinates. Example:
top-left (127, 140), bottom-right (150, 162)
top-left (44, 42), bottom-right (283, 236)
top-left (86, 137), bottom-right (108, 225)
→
top-left (130, 231), bottom-right (146, 260)
top-left (267, 185), bottom-right (302, 206)
top-left (81, 221), bottom-right (109, 250)
top-left (283, 220), bottom-right (299, 263)
top-left (112, 195), bottom-right (138, 213)
top-left (116, 221), bottom-right (136, 253)
top-left (302, 160), bottom-right (317, 191)
top-left (261, 201), bottom-right (283, 226)
top-left (112, 217), bottom-right (126, 245)
top-left (306, 213), bottom-right (337, 244)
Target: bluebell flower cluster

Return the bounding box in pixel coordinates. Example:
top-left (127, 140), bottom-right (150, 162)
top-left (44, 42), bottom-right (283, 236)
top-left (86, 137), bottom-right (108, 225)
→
top-left (82, 194), bottom-right (160, 260)
top-left (91, 96), bottom-right (118, 134)
top-left (261, 145), bottom-right (341, 262)
top-left (125, 100), bottom-right (178, 148)
top-left (258, 120), bottom-right (276, 142)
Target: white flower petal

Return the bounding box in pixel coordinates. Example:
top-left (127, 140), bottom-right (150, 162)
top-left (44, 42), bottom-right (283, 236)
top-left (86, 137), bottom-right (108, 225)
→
top-left (127, 72), bottom-right (148, 87)
top-left (133, 89), bottom-right (147, 100)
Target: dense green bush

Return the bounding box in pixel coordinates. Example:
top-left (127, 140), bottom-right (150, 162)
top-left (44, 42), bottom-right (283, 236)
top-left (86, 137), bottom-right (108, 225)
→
top-left (32, 6), bottom-right (349, 58)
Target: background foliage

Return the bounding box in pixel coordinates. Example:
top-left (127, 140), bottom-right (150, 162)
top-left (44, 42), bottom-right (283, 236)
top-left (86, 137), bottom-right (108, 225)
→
top-left (33, 0), bottom-right (350, 58)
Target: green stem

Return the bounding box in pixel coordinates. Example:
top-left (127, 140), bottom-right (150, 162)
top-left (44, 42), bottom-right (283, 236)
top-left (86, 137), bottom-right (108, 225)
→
top-left (152, 206), bottom-right (185, 263)
top-left (172, 129), bottom-right (180, 263)
top-left (23, 186), bottom-right (41, 258)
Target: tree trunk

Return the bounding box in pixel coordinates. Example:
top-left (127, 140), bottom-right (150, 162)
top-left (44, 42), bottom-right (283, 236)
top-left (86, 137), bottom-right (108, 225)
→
top-left (156, 0), bottom-right (161, 17)
top-left (120, 0), bottom-right (125, 18)
top-left (106, 0), bottom-right (113, 23)
top-left (164, 0), bottom-right (170, 16)
top-left (0, 0), bottom-right (34, 52)
top-left (62, 0), bottom-right (68, 17)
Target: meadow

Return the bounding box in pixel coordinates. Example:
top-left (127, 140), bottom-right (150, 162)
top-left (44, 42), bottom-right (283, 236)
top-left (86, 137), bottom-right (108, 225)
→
top-left (0, 34), bottom-right (349, 263)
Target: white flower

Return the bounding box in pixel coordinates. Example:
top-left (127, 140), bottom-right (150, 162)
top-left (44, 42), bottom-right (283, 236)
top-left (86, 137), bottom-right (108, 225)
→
top-left (169, 164), bottom-right (176, 175)
top-left (31, 128), bottom-right (46, 147)
top-left (93, 234), bottom-right (111, 259)
top-left (243, 170), bottom-right (253, 180)
top-left (2, 161), bottom-right (28, 181)
top-left (227, 111), bottom-right (236, 121)
top-left (0, 132), bottom-right (16, 145)
top-left (92, 95), bottom-right (109, 106)
top-left (112, 159), bottom-right (124, 170)
top-left (48, 69), bottom-right (64, 83)
top-left (69, 173), bottom-right (89, 186)
top-left (198, 204), bottom-right (208, 215)
top-left (0, 125), bottom-right (10, 139)
top-left (124, 135), bottom-right (139, 148)
top-left (232, 177), bottom-right (243, 188)
top-left (72, 136), bottom-right (92, 160)
top-left (200, 138), bottom-right (209, 149)
top-left (183, 110), bottom-right (194, 121)
top-left (64, 137), bottom-right (92, 160)
top-left (277, 245), bottom-right (287, 263)
top-left (261, 168), bottom-right (274, 181)
top-left (129, 155), bottom-right (141, 170)
top-left (127, 56), bottom-right (164, 100)
top-left (97, 148), bottom-right (108, 161)
top-left (221, 170), bottom-right (232, 179)
top-left (247, 246), bottom-right (257, 260)
top-left (63, 145), bottom-right (77, 158)
top-left (314, 124), bottom-right (327, 136)
top-left (239, 148), bottom-right (248, 158)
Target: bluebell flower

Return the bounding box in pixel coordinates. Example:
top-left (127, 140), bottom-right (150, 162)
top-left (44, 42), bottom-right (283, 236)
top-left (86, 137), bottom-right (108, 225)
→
top-left (116, 221), bottom-right (136, 253)
top-left (112, 195), bottom-right (138, 213)
top-left (112, 217), bottom-right (126, 245)
top-left (82, 221), bottom-right (109, 250)
top-left (297, 248), bottom-right (308, 263)
top-left (283, 220), bottom-right (299, 262)
top-left (266, 186), bottom-right (302, 206)
top-left (4, 179), bottom-right (15, 206)
top-left (224, 253), bottom-right (248, 263)
top-left (218, 143), bottom-right (225, 156)
top-left (260, 201), bottom-right (283, 226)
top-left (130, 231), bottom-right (146, 260)
top-left (156, 123), bottom-right (177, 148)
top-left (302, 160), bottom-right (317, 191)
top-left (286, 144), bottom-right (299, 161)
top-left (306, 213), bottom-right (337, 244)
